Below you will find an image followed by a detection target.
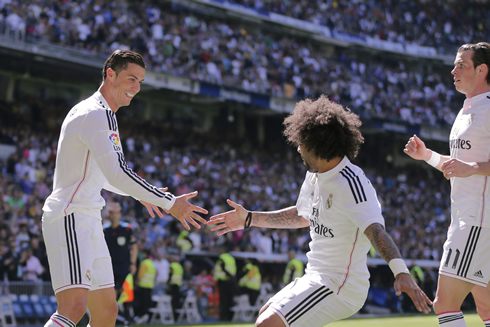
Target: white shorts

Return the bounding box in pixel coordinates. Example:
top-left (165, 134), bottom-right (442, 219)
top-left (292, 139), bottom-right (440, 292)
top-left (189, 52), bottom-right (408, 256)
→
top-left (42, 211), bottom-right (114, 294)
top-left (266, 274), bottom-right (360, 327)
top-left (439, 224), bottom-right (490, 287)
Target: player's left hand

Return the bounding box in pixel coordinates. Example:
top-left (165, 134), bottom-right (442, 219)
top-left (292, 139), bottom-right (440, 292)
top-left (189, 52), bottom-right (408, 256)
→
top-left (394, 273), bottom-right (433, 314)
top-left (140, 187), bottom-right (169, 218)
top-left (441, 159), bottom-right (477, 179)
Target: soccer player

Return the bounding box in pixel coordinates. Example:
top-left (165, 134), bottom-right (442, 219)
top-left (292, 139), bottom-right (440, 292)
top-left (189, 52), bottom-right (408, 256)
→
top-left (41, 49), bottom-right (208, 327)
top-left (208, 95), bottom-right (432, 327)
top-left (404, 42), bottom-right (490, 327)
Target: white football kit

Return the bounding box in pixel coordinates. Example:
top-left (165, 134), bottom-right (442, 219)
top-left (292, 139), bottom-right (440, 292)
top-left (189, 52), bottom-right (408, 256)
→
top-left (42, 91), bottom-right (176, 293)
top-left (439, 91), bottom-right (490, 286)
top-left (267, 157), bottom-right (384, 326)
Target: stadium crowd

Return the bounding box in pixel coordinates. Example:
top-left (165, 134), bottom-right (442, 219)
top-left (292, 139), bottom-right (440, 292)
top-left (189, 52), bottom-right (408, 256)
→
top-left (229, 0), bottom-right (489, 56)
top-left (1, 0), bottom-right (469, 127)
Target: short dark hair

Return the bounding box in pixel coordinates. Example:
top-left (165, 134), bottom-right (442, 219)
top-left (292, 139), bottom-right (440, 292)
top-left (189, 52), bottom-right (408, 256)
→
top-left (458, 42), bottom-right (490, 84)
top-left (102, 49), bottom-right (146, 80)
top-left (283, 95), bottom-right (364, 161)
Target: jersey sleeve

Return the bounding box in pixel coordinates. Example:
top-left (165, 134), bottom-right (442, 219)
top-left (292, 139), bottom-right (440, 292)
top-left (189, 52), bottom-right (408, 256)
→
top-left (79, 111), bottom-right (176, 210)
top-left (102, 181), bottom-right (131, 197)
top-left (338, 174), bottom-right (384, 233)
top-left (295, 172), bottom-right (313, 220)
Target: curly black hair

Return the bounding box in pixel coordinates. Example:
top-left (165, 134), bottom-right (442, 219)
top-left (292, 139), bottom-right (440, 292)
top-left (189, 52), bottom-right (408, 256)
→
top-left (283, 95), bottom-right (364, 161)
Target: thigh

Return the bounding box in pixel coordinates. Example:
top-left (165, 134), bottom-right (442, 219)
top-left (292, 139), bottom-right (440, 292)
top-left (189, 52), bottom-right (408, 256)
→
top-left (87, 287), bottom-right (117, 321)
top-left (266, 275), bottom-right (357, 327)
top-left (256, 305), bottom-right (287, 327)
top-left (43, 213), bottom-right (96, 293)
top-left (439, 224), bottom-right (490, 287)
top-left (434, 274), bottom-right (474, 314)
top-left (90, 223), bottom-right (114, 291)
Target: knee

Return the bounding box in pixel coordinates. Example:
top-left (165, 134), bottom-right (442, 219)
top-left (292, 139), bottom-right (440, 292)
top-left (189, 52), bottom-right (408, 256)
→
top-left (433, 295), bottom-right (461, 315)
top-left (59, 299), bottom-right (88, 322)
top-left (432, 297), bottom-right (444, 315)
top-left (476, 301), bottom-right (490, 320)
top-left (106, 301), bottom-right (119, 320)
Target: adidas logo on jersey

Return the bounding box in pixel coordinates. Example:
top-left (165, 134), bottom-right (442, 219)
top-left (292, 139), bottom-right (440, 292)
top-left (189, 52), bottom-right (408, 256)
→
top-left (474, 270), bottom-right (484, 278)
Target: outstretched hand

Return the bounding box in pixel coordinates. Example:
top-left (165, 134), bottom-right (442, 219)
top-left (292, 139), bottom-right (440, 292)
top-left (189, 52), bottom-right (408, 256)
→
top-left (140, 187), bottom-right (168, 218)
top-left (169, 191), bottom-right (208, 230)
top-left (207, 199), bottom-right (248, 236)
top-left (394, 273), bottom-right (433, 314)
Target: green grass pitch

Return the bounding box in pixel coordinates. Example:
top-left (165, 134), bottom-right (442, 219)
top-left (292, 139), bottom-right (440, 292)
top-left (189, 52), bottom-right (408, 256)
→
top-left (138, 313), bottom-right (483, 327)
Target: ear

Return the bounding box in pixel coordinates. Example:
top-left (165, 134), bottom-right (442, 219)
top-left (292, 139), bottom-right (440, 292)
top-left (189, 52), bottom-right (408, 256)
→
top-left (106, 68), bottom-right (116, 81)
top-left (479, 63), bottom-right (488, 74)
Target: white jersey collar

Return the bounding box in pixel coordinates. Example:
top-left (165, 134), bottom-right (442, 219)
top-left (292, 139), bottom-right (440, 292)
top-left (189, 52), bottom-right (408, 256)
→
top-left (93, 91), bottom-right (113, 112)
top-left (463, 91), bottom-right (490, 112)
top-left (317, 156), bottom-right (350, 181)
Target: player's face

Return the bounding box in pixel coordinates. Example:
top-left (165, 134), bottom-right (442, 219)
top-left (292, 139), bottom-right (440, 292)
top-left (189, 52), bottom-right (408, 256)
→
top-left (108, 63), bottom-right (145, 110)
top-left (298, 145), bottom-right (319, 173)
top-left (451, 50), bottom-right (480, 98)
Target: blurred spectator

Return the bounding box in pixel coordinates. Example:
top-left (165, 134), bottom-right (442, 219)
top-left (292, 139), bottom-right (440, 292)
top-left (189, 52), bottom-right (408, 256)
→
top-left (196, 268), bottom-right (215, 320)
top-left (134, 248), bottom-right (156, 324)
top-left (153, 250), bottom-right (170, 295)
top-left (19, 247), bottom-right (44, 281)
top-left (213, 244), bottom-right (237, 321)
top-left (168, 254), bottom-right (184, 319)
top-left (238, 258), bottom-right (261, 305)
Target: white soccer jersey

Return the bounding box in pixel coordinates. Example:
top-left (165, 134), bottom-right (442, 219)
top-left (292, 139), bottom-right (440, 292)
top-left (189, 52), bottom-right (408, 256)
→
top-left (449, 91), bottom-right (490, 227)
top-left (296, 157), bottom-right (384, 307)
top-left (42, 91), bottom-right (175, 221)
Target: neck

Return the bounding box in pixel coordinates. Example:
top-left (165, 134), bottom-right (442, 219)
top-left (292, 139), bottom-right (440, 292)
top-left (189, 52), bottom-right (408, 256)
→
top-left (318, 157), bottom-right (343, 173)
top-left (99, 83), bottom-right (118, 112)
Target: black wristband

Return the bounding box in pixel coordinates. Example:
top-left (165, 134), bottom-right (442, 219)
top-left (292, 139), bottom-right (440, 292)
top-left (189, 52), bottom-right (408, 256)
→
top-left (244, 211), bottom-right (252, 229)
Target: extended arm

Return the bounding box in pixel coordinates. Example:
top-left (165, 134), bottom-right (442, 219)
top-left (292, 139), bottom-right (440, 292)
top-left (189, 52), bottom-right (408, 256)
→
top-left (80, 113), bottom-right (207, 229)
top-left (404, 135), bottom-right (490, 179)
top-left (404, 134), bottom-right (450, 171)
top-left (207, 199), bottom-right (309, 236)
top-left (365, 223), bottom-right (432, 314)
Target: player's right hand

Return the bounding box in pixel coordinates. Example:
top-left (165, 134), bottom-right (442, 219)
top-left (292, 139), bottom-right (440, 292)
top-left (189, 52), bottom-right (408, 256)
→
top-left (394, 273), bottom-right (433, 314)
top-left (403, 134), bottom-right (430, 161)
top-left (207, 199), bottom-right (248, 236)
top-left (168, 191), bottom-right (208, 230)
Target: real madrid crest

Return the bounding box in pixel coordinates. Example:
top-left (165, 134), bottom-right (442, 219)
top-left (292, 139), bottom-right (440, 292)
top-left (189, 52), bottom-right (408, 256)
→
top-left (326, 194), bottom-right (333, 209)
top-left (86, 270), bottom-right (91, 282)
top-left (467, 113), bottom-right (474, 126)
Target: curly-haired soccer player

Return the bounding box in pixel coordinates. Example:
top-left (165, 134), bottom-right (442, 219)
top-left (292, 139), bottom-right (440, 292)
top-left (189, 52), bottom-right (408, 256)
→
top-left (208, 95), bottom-right (432, 327)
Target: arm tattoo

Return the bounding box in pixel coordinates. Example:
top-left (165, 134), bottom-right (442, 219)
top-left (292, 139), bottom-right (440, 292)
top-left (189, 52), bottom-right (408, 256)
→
top-left (253, 207), bottom-right (308, 229)
top-left (364, 223), bottom-right (402, 262)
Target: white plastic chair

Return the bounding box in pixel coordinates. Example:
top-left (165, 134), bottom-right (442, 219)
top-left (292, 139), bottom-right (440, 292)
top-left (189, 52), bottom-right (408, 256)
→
top-left (149, 294), bottom-right (174, 324)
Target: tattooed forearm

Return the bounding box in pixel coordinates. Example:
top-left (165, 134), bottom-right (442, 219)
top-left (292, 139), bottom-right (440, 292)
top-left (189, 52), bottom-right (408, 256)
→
top-left (364, 223), bottom-right (402, 262)
top-left (252, 207), bottom-right (309, 229)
